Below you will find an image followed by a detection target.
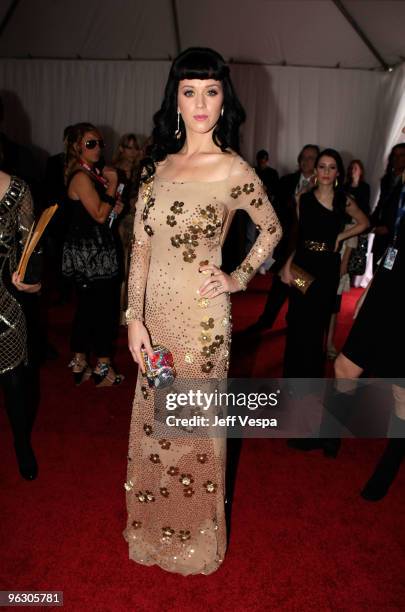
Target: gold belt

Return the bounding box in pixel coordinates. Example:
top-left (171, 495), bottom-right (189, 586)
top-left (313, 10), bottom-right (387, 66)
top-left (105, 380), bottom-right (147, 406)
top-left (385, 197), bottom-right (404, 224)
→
top-left (304, 240), bottom-right (333, 253)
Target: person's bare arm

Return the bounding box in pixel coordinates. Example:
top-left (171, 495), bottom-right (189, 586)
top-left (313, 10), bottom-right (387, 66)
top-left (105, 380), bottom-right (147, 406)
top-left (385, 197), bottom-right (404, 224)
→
top-left (69, 171), bottom-right (117, 224)
top-left (335, 197), bottom-right (369, 249)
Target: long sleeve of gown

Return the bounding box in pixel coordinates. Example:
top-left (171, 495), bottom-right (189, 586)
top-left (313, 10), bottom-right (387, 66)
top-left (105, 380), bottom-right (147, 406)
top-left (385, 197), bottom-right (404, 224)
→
top-left (18, 183), bottom-right (34, 249)
top-left (126, 180), bottom-right (152, 323)
top-left (227, 162), bottom-right (282, 289)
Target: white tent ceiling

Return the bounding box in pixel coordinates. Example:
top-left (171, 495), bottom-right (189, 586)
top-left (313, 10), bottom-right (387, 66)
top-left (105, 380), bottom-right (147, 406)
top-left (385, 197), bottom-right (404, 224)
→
top-left (0, 0), bottom-right (404, 205)
top-left (0, 0), bottom-right (404, 70)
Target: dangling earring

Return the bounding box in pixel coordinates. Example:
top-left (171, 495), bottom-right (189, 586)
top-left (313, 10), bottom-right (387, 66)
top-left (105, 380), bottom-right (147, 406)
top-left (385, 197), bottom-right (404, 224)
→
top-left (314, 175), bottom-right (318, 186)
top-left (335, 178), bottom-right (338, 188)
top-left (175, 110), bottom-right (181, 139)
top-left (221, 106), bottom-right (224, 117)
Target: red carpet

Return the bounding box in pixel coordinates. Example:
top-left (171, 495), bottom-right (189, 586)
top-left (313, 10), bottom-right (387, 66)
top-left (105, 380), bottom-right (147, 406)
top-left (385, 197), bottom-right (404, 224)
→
top-left (1, 276), bottom-right (404, 611)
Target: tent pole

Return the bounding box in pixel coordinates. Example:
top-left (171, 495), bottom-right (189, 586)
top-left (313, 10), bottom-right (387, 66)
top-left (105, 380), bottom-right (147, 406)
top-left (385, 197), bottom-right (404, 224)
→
top-left (170, 0), bottom-right (181, 55)
top-left (0, 0), bottom-right (20, 38)
top-left (331, 0), bottom-right (388, 70)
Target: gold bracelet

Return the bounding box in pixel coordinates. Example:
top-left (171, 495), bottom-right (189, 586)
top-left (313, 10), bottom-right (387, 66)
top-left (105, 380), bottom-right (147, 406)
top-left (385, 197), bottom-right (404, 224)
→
top-left (231, 263), bottom-right (254, 291)
top-left (125, 307), bottom-right (144, 325)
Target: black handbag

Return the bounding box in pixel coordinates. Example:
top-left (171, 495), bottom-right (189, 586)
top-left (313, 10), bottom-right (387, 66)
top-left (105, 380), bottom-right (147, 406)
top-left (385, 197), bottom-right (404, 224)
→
top-left (22, 247), bottom-right (43, 285)
top-left (348, 235), bottom-right (368, 276)
top-left (17, 236), bottom-right (43, 285)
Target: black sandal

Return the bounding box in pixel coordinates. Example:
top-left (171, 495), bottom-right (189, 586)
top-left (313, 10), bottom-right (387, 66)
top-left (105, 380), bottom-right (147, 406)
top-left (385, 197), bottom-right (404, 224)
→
top-left (92, 362), bottom-right (125, 387)
top-left (68, 357), bottom-right (92, 386)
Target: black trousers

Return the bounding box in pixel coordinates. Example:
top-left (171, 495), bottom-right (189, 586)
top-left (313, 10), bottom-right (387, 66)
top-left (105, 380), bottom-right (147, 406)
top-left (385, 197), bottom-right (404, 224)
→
top-left (259, 275), bottom-right (290, 327)
top-left (71, 278), bottom-right (120, 357)
top-left (283, 276), bottom-right (338, 378)
top-left (1, 364), bottom-right (35, 445)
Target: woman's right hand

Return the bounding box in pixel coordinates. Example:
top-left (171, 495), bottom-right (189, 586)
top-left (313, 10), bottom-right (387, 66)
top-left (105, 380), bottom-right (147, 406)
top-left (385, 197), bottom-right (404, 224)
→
top-left (128, 320), bottom-right (154, 373)
top-left (12, 272), bottom-right (41, 293)
top-left (102, 166), bottom-right (118, 187)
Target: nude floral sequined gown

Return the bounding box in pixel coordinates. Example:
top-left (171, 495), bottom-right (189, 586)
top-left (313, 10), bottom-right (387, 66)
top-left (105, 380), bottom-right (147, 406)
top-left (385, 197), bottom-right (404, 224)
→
top-left (124, 155), bottom-right (281, 575)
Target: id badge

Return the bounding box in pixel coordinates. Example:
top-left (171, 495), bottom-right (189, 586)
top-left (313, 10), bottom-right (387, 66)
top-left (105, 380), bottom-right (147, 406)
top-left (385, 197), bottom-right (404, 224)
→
top-left (383, 246), bottom-right (398, 270)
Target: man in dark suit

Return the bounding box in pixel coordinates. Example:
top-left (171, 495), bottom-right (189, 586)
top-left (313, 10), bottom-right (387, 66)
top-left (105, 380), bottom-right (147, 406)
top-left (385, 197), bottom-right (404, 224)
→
top-left (246, 144), bottom-right (319, 333)
top-left (254, 149), bottom-right (279, 200)
top-left (371, 143), bottom-right (405, 270)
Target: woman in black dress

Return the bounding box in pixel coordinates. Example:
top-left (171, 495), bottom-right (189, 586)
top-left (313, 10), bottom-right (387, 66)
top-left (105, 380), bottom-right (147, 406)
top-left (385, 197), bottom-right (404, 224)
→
top-left (62, 123), bottom-right (124, 386)
top-left (281, 149), bottom-right (369, 377)
top-left (326, 158), bottom-right (371, 359)
top-left (335, 162), bottom-right (405, 500)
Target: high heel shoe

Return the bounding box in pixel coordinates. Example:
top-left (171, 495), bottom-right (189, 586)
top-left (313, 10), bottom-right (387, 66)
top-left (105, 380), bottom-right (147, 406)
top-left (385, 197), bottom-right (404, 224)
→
top-left (14, 441), bottom-right (38, 480)
top-left (92, 362), bottom-right (125, 387)
top-left (68, 356), bottom-right (92, 386)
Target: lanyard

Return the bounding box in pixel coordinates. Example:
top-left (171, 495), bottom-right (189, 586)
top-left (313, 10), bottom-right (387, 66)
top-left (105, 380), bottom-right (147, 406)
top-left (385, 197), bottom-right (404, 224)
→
top-left (78, 160), bottom-right (108, 188)
top-left (393, 183), bottom-right (405, 246)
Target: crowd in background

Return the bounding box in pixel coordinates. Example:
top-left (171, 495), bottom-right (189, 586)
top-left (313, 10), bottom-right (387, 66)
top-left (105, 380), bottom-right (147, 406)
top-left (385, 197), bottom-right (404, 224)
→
top-left (1, 96), bottom-right (405, 496)
top-left (2, 108), bottom-right (405, 383)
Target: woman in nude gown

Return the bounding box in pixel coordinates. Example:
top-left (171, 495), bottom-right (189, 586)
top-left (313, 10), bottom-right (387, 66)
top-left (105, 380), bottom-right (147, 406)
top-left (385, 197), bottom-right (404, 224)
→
top-left (124, 47), bottom-right (282, 575)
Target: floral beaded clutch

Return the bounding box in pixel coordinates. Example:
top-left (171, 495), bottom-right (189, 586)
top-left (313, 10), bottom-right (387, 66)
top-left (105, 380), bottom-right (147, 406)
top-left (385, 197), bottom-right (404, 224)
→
top-left (290, 263), bottom-right (314, 294)
top-left (140, 345), bottom-right (176, 389)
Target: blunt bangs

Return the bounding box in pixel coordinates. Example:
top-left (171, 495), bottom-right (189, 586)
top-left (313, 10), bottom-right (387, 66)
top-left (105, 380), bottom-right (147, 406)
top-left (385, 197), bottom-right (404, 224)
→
top-left (172, 48), bottom-right (229, 82)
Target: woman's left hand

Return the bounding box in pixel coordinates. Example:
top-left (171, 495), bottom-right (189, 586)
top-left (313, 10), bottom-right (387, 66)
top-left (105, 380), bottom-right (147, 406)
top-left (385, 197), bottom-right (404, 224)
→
top-left (12, 272), bottom-right (41, 293)
top-left (199, 264), bottom-right (240, 298)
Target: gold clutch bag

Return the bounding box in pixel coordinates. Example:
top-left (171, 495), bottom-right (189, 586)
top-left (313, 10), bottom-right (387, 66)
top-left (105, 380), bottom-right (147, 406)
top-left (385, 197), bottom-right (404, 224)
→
top-left (290, 263), bottom-right (314, 294)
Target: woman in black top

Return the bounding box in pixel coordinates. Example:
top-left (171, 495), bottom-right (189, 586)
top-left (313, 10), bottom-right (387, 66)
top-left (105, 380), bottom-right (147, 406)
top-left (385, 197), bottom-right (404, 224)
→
top-left (281, 149), bottom-right (369, 377)
top-left (62, 123), bottom-right (124, 386)
top-left (326, 159), bottom-right (371, 358)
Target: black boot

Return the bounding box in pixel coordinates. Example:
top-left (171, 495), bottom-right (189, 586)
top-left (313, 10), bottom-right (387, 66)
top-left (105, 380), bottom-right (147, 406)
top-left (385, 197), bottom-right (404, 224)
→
top-left (361, 414), bottom-right (405, 501)
top-left (13, 440), bottom-right (38, 480)
top-left (287, 385), bottom-right (350, 458)
top-left (361, 438), bottom-right (405, 501)
top-left (318, 386), bottom-right (355, 457)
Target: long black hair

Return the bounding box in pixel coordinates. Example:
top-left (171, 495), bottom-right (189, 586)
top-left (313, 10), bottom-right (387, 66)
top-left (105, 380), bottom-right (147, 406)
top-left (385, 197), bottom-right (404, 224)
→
top-left (314, 148), bottom-right (347, 217)
top-left (142, 47), bottom-right (245, 178)
top-left (384, 142), bottom-right (405, 176)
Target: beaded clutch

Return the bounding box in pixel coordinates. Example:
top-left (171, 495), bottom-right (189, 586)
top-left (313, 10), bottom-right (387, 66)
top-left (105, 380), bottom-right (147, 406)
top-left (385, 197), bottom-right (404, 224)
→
top-left (141, 345), bottom-right (176, 389)
top-left (290, 263), bottom-right (314, 294)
